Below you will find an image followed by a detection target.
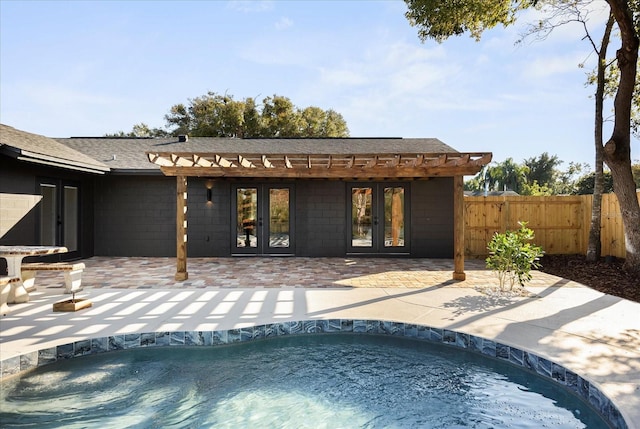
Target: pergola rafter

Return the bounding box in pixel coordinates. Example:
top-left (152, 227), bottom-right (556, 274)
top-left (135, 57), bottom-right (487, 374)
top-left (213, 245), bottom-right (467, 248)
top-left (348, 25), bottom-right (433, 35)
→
top-left (147, 152), bottom-right (492, 178)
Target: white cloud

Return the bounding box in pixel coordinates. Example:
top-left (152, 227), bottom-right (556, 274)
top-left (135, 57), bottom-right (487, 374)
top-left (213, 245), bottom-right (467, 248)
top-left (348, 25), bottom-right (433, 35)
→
top-left (275, 16), bottom-right (292, 30)
top-left (521, 51), bottom-right (587, 80)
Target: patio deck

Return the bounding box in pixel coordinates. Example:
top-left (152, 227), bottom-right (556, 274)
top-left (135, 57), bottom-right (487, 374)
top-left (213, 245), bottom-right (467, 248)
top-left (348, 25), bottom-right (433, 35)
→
top-left (1, 257), bottom-right (639, 427)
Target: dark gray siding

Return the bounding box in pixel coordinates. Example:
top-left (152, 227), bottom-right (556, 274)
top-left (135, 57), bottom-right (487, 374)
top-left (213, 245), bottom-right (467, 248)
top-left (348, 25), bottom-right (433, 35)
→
top-left (94, 175), bottom-right (175, 256)
top-left (188, 180), bottom-right (231, 257)
top-left (81, 175), bottom-right (455, 258)
top-left (410, 178), bottom-right (454, 257)
top-left (295, 181), bottom-right (346, 256)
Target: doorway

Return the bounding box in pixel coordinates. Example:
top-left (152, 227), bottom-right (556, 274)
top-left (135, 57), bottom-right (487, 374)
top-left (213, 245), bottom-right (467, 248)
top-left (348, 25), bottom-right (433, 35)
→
top-left (232, 184), bottom-right (295, 255)
top-left (38, 179), bottom-right (81, 259)
top-left (347, 183), bottom-right (409, 254)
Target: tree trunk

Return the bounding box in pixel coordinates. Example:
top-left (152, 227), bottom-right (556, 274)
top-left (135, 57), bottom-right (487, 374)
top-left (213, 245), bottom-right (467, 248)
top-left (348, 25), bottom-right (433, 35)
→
top-left (587, 13), bottom-right (615, 262)
top-left (604, 0), bottom-right (640, 273)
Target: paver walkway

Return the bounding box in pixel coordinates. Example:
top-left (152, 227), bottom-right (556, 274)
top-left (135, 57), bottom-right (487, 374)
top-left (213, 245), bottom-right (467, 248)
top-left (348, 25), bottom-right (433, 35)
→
top-left (27, 256), bottom-right (578, 290)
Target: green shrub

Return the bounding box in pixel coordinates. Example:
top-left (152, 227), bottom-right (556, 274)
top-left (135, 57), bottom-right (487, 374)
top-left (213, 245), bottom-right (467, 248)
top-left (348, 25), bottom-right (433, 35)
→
top-left (486, 222), bottom-right (544, 291)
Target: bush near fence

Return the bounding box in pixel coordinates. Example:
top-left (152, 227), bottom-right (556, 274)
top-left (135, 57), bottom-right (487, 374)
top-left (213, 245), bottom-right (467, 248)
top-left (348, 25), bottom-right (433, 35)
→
top-left (464, 191), bottom-right (640, 259)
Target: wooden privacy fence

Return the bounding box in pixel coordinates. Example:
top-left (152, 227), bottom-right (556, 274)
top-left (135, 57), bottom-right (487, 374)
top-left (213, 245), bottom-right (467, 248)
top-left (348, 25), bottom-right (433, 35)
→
top-left (464, 191), bottom-right (640, 258)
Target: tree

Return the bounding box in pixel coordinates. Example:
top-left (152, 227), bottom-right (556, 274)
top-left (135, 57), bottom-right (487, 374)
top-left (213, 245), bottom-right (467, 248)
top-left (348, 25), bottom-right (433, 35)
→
top-left (105, 122), bottom-right (169, 138)
top-left (603, 0), bottom-right (640, 271)
top-left (260, 95), bottom-right (302, 137)
top-left (165, 92), bottom-right (245, 137)
top-left (164, 92), bottom-right (349, 138)
top-left (523, 152), bottom-right (562, 189)
top-left (554, 161), bottom-right (589, 194)
top-left (492, 158), bottom-right (530, 193)
top-left (574, 170), bottom-right (616, 194)
top-left (405, 0), bottom-right (640, 272)
top-left (404, 0), bottom-right (531, 42)
top-left (588, 11), bottom-right (615, 261)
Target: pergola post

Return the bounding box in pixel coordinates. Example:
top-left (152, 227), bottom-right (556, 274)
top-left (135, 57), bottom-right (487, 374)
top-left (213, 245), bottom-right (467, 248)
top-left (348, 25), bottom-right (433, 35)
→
top-left (175, 175), bottom-right (188, 281)
top-left (453, 175), bottom-right (466, 281)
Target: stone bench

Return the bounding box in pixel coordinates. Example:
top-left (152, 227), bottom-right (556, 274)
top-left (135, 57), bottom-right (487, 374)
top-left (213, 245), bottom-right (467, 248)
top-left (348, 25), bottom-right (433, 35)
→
top-left (0, 276), bottom-right (20, 315)
top-left (21, 262), bottom-right (85, 294)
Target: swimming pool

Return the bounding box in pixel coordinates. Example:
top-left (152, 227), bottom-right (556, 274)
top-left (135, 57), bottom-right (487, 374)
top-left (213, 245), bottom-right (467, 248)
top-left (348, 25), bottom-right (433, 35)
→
top-left (1, 320), bottom-right (622, 428)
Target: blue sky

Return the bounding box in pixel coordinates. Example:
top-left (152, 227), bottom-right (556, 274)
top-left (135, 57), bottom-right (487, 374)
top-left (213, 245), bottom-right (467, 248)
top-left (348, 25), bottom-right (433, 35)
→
top-left (1, 0), bottom-right (636, 170)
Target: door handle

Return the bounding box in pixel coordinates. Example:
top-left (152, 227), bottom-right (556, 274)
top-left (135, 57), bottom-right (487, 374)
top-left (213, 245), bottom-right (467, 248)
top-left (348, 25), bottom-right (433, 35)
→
top-left (258, 217), bottom-right (263, 227)
top-left (373, 216), bottom-right (378, 226)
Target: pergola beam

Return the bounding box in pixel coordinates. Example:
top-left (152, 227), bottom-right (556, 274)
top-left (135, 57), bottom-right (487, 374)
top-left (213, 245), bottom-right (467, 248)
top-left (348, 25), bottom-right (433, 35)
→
top-left (158, 165), bottom-right (487, 178)
top-left (453, 175), bottom-right (466, 281)
top-left (175, 175), bottom-right (188, 281)
top-left (149, 151), bottom-right (491, 179)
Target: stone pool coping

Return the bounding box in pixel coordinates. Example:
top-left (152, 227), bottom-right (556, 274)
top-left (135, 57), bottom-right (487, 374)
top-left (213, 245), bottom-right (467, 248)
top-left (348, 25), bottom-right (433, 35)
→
top-left (0, 319), bottom-right (627, 428)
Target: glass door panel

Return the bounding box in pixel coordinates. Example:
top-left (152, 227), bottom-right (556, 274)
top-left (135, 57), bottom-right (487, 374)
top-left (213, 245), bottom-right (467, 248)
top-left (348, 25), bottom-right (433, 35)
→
top-left (268, 188), bottom-right (290, 249)
top-left (384, 187), bottom-right (404, 248)
top-left (351, 187), bottom-right (373, 248)
top-left (236, 187), bottom-right (258, 249)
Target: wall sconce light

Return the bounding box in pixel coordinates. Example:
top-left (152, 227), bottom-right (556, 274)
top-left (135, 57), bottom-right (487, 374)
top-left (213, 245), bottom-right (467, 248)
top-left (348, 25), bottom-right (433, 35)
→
top-left (206, 188), bottom-right (212, 203)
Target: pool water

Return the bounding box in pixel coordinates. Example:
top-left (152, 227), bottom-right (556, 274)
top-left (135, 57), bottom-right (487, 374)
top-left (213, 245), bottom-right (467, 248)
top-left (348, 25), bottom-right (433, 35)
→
top-left (1, 334), bottom-right (607, 428)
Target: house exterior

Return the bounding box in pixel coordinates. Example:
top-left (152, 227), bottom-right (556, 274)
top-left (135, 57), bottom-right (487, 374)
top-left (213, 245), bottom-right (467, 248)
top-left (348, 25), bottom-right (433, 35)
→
top-left (1, 124), bottom-right (491, 279)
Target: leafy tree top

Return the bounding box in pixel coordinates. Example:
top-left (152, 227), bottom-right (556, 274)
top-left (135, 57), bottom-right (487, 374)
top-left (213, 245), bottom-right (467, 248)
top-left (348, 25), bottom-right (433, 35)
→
top-left (108, 92), bottom-right (349, 139)
top-left (404, 0), bottom-right (532, 42)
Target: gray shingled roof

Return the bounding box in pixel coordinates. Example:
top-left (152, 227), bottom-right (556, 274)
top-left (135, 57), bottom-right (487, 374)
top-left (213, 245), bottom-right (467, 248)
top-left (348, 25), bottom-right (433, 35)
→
top-left (0, 124), bottom-right (109, 174)
top-left (58, 136), bottom-right (459, 173)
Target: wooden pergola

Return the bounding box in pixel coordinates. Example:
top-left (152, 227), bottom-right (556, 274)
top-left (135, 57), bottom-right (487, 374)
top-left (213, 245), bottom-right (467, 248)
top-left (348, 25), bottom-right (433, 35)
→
top-left (147, 151), bottom-right (492, 282)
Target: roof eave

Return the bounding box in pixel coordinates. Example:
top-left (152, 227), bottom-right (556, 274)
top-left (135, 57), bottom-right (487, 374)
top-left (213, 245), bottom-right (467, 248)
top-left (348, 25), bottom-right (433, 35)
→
top-left (16, 149), bottom-right (110, 174)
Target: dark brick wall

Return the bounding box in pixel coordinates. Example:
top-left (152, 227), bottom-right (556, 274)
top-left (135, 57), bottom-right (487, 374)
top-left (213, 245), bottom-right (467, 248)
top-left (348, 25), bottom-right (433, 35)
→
top-left (94, 175), bottom-right (175, 256)
top-left (295, 181), bottom-right (346, 256)
top-left (410, 178), bottom-right (454, 257)
top-left (188, 180), bottom-right (230, 257)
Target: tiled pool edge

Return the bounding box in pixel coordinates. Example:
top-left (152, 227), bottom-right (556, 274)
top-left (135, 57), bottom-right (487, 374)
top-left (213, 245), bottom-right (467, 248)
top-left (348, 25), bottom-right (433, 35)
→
top-left (0, 319), bottom-right (627, 429)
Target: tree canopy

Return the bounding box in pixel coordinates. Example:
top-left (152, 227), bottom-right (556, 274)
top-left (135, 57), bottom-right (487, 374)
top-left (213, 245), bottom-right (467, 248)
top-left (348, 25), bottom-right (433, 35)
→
top-left (404, 0), bottom-right (531, 42)
top-left (108, 92), bottom-right (349, 138)
top-left (465, 154), bottom-right (640, 195)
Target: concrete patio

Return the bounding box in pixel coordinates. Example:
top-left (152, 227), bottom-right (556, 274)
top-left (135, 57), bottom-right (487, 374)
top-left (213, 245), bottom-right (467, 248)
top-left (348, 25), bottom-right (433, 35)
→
top-left (1, 257), bottom-right (639, 427)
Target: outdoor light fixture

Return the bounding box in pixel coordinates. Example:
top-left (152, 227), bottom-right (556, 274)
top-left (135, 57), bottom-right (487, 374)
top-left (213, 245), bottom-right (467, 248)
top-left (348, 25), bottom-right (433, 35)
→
top-left (205, 180), bottom-right (214, 204)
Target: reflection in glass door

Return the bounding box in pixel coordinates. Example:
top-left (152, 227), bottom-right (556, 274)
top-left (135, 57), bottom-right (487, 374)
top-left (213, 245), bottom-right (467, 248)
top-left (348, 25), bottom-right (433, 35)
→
top-left (384, 186), bottom-right (405, 248)
top-left (351, 187), bottom-right (373, 247)
top-left (348, 183), bottom-right (408, 254)
top-left (233, 185), bottom-right (294, 255)
top-left (236, 188), bottom-right (258, 249)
